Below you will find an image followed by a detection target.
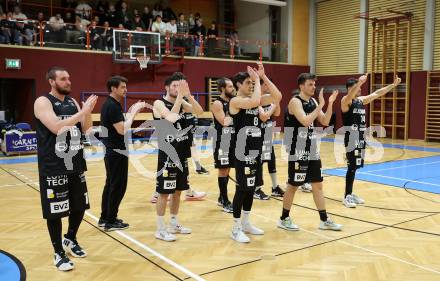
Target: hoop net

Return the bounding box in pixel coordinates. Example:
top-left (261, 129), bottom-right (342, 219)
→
top-left (137, 56), bottom-right (150, 70)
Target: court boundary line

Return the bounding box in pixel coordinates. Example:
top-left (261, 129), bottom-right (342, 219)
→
top-left (186, 197), bottom-right (440, 278)
top-left (1, 167), bottom-right (205, 281)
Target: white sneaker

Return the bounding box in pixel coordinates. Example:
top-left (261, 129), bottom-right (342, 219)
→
top-left (319, 219), bottom-right (343, 231)
top-left (62, 237), bottom-right (87, 258)
top-left (185, 189), bottom-right (207, 201)
top-left (351, 194), bottom-right (365, 204)
top-left (155, 229), bottom-right (176, 241)
top-left (231, 225), bottom-right (250, 243)
top-left (277, 217), bottom-right (299, 231)
top-left (53, 252), bottom-right (74, 271)
top-left (242, 222), bottom-right (264, 235)
top-left (299, 183), bottom-right (312, 193)
top-left (169, 224), bottom-right (192, 234)
top-left (343, 194), bottom-right (357, 208)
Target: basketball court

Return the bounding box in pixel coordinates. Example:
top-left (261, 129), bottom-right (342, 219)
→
top-left (0, 137), bottom-right (439, 281)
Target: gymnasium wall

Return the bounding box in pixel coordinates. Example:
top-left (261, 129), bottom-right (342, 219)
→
top-left (367, 0), bottom-right (426, 72)
top-left (234, 0), bottom-right (271, 58)
top-left (315, 0), bottom-right (360, 76)
top-left (434, 0), bottom-right (440, 70)
top-left (0, 46), bottom-right (309, 127)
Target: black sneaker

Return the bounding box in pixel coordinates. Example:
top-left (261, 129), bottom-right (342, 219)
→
top-left (98, 218), bottom-right (106, 228)
top-left (63, 236), bottom-right (87, 258)
top-left (53, 251), bottom-right (74, 271)
top-left (253, 189), bottom-right (270, 200)
top-left (104, 220), bottom-right (129, 232)
top-left (271, 185), bottom-right (285, 197)
top-left (99, 218), bottom-right (127, 228)
top-left (196, 166), bottom-right (209, 175)
top-left (222, 200), bottom-right (233, 213)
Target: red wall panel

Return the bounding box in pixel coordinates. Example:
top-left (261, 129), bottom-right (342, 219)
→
top-left (0, 46), bottom-right (309, 128)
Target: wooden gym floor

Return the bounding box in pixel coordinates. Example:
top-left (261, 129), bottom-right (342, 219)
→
top-left (0, 137), bottom-right (439, 280)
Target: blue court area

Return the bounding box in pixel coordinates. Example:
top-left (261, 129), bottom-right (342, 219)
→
top-left (324, 155), bottom-right (440, 195)
top-left (0, 250), bottom-right (26, 281)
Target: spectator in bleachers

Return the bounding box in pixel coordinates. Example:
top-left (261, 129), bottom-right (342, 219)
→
top-left (96, 1), bottom-right (109, 13)
top-left (132, 14), bottom-right (145, 31)
top-left (96, 1), bottom-right (108, 25)
top-left (75, 1), bottom-right (92, 20)
top-left (116, 1), bottom-right (132, 29)
top-left (36, 11), bottom-right (45, 22)
top-left (90, 20), bottom-right (102, 49)
top-left (188, 13), bottom-right (195, 30)
top-left (141, 6), bottom-right (153, 31)
top-left (99, 21), bottom-right (113, 50)
top-left (165, 17), bottom-right (176, 52)
top-left (176, 13), bottom-right (189, 51)
top-left (12, 5), bottom-right (25, 19)
top-left (70, 15), bottom-right (88, 44)
top-left (64, 11), bottom-right (78, 44)
top-left (231, 30), bottom-right (241, 56)
top-left (190, 18), bottom-right (205, 56)
top-left (93, 15), bottom-right (101, 25)
top-left (61, 0), bottom-right (77, 10)
top-left (152, 3), bottom-right (162, 19)
top-left (1, 11), bottom-right (22, 44)
top-left (32, 11), bottom-right (45, 44)
top-left (48, 13), bottom-right (65, 43)
top-left (12, 5), bottom-right (33, 45)
top-left (0, 10), bottom-right (10, 43)
top-left (132, 8), bottom-right (140, 18)
top-left (151, 15), bottom-right (166, 36)
top-left (206, 21), bottom-right (218, 57)
top-left (106, 4), bottom-right (119, 28)
top-left (161, 3), bottom-right (176, 23)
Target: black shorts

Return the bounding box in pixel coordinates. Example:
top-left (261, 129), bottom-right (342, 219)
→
top-left (346, 148), bottom-right (365, 169)
top-left (287, 159), bottom-right (323, 186)
top-left (156, 153), bottom-right (189, 194)
top-left (213, 145), bottom-right (236, 169)
top-left (39, 173), bottom-right (90, 219)
top-left (235, 157), bottom-right (260, 191)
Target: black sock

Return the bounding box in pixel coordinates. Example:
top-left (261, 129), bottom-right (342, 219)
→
top-left (242, 189), bottom-right (254, 211)
top-left (218, 177), bottom-right (229, 202)
top-left (232, 189), bottom-right (245, 219)
top-left (47, 218), bottom-right (63, 253)
top-left (280, 208), bottom-right (290, 220)
top-left (65, 210), bottom-right (85, 241)
top-left (318, 210), bottom-right (328, 222)
top-left (345, 168), bottom-right (356, 197)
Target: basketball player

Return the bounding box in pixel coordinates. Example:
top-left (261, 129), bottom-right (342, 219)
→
top-left (253, 63), bottom-right (284, 200)
top-left (229, 67), bottom-right (264, 243)
top-left (279, 73), bottom-right (342, 231)
top-left (211, 77), bottom-right (236, 213)
top-left (153, 72), bottom-right (203, 241)
top-left (98, 76), bottom-right (146, 231)
top-left (341, 74), bottom-right (401, 207)
top-left (34, 67), bottom-right (97, 271)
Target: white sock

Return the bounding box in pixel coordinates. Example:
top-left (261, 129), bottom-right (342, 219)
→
top-left (157, 216), bottom-right (165, 230)
top-left (170, 214), bottom-right (178, 226)
top-left (255, 186), bottom-right (262, 192)
top-left (270, 173), bottom-right (278, 189)
top-left (242, 211), bottom-right (250, 224)
top-left (233, 217), bottom-right (241, 227)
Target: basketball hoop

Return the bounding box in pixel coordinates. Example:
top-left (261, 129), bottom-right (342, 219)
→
top-left (136, 56), bottom-right (150, 70)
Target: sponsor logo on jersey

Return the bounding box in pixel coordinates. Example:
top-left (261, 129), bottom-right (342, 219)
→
top-left (50, 200), bottom-right (70, 213)
top-left (164, 180), bottom-right (176, 190)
